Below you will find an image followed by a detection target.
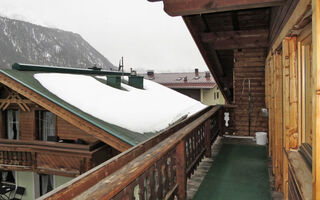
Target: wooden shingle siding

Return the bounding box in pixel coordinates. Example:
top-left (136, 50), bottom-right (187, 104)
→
top-left (233, 48), bottom-right (268, 136)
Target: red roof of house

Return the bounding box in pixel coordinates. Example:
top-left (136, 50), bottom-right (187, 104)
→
top-left (143, 70), bottom-right (216, 89)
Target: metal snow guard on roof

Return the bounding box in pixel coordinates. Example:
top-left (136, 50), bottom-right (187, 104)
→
top-left (12, 63), bottom-right (131, 76)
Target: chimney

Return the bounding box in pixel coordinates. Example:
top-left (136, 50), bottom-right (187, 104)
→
top-left (184, 76), bottom-right (188, 82)
top-left (106, 75), bottom-right (121, 88)
top-left (147, 70), bottom-right (155, 80)
top-left (129, 75), bottom-right (144, 89)
top-left (205, 71), bottom-right (211, 80)
top-left (195, 68), bottom-right (199, 77)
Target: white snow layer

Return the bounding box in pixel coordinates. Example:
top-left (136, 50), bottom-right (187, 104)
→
top-left (34, 73), bottom-right (206, 134)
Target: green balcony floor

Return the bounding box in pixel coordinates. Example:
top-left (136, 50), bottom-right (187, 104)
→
top-left (193, 144), bottom-right (271, 200)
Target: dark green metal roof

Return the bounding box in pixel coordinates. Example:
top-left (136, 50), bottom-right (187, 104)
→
top-left (0, 68), bottom-right (157, 146)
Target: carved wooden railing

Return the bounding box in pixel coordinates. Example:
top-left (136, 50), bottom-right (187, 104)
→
top-left (41, 106), bottom-right (223, 200)
top-left (0, 140), bottom-right (107, 176)
top-left (0, 151), bottom-right (33, 167)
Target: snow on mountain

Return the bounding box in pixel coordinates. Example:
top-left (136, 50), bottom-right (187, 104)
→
top-left (0, 16), bottom-right (115, 69)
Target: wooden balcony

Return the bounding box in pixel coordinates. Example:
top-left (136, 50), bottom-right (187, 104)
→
top-left (0, 139), bottom-right (110, 177)
top-left (39, 105), bottom-right (225, 199)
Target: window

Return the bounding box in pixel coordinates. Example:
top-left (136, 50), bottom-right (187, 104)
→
top-left (1, 170), bottom-right (16, 184)
top-left (214, 93), bottom-right (216, 100)
top-left (39, 174), bottom-right (54, 196)
top-left (37, 111), bottom-right (55, 141)
top-left (299, 29), bottom-right (312, 147)
top-left (217, 92), bottom-right (219, 99)
top-left (6, 109), bottom-right (19, 140)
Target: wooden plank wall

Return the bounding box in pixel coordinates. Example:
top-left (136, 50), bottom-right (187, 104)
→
top-left (266, 37), bottom-right (300, 198)
top-left (19, 109), bottom-right (36, 141)
top-left (0, 107), bottom-right (97, 143)
top-left (233, 48), bottom-right (268, 136)
top-left (56, 117), bottom-right (97, 143)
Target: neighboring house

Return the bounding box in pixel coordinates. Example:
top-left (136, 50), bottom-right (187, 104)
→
top-left (144, 69), bottom-right (225, 105)
top-left (0, 63), bottom-right (205, 200)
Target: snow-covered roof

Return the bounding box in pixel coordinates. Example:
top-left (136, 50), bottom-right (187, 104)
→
top-left (0, 67), bottom-right (206, 147)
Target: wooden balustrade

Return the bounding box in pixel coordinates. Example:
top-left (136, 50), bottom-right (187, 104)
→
top-left (42, 105), bottom-right (223, 200)
top-left (0, 151), bottom-right (33, 167)
top-left (0, 140), bottom-right (107, 176)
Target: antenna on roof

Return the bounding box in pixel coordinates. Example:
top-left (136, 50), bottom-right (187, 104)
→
top-left (118, 57), bottom-right (124, 73)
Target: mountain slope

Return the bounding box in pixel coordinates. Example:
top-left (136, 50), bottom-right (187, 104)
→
top-left (0, 16), bottom-right (114, 69)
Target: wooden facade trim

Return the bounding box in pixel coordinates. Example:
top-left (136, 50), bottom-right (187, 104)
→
top-left (0, 73), bottom-right (132, 152)
top-left (271, 0), bottom-right (311, 51)
top-left (161, 0), bottom-right (284, 16)
top-left (312, 0), bottom-right (320, 198)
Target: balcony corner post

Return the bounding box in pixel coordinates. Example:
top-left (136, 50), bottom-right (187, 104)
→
top-left (176, 139), bottom-right (186, 200)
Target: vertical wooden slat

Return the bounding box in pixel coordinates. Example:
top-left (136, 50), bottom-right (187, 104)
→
top-left (288, 37), bottom-right (299, 150)
top-left (149, 166), bottom-right (155, 200)
top-left (156, 162), bottom-right (163, 199)
top-left (176, 140), bottom-right (186, 200)
top-left (282, 38), bottom-right (290, 200)
top-left (312, 0), bottom-right (320, 198)
top-left (274, 51), bottom-right (283, 191)
top-left (205, 119), bottom-right (211, 158)
top-left (219, 108), bottom-right (224, 135)
top-left (270, 55), bottom-right (276, 175)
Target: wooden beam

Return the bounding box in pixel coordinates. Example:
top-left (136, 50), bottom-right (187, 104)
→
top-left (271, 0), bottom-right (311, 50)
top-left (162, 0), bottom-right (284, 16)
top-left (201, 29), bottom-right (269, 43)
top-left (201, 29), bottom-right (269, 49)
top-left (312, 0), bottom-right (320, 198)
top-left (176, 140), bottom-right (187, 199)
top-left (211, 50), bottom-right (224, 76)
top-left (183, 16), bottom-right (231, 103)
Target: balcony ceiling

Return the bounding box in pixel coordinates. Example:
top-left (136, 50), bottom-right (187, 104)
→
top-left (148, 0), bottom-right (296, 103)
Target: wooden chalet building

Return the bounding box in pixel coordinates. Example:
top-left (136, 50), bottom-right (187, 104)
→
top-left (144, 69), bottom-right (225, 105)
top-left (0, 63), bottom-right (205, 199)
top-left (36, 0), bottom-right (320, 199)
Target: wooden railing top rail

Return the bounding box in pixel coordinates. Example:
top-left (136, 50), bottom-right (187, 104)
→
top-left (40, 105), bottom-right (221, 200)
top-left (75, 106), bottom-right (220, 199)
top-left (0, 139), bottom-right (103, 155)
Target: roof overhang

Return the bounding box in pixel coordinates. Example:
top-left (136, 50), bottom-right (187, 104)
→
top-left (149, 0), bottom-right (284, 16)
top-left (147, 0), bottom-right (295, 104)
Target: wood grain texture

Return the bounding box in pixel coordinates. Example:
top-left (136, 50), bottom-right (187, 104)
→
top-left (312, 0), bottom-right (320, 198)
top-left (162, 0), bottom-right (284, 16)
top-left (233, 48), bottom-right (268, 136)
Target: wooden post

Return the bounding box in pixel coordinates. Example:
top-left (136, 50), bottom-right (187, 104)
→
top-left (205, 119), bottom-right (211, 158)
top-left (282, 38), bottom-right (290, 200)
top-left (273, 51), bottom-right (283, 191)
top-left (219, 107), bottom-right (224, 136)
top-left (176, 140), bottom-right (186, 200)
top-left (312, 0), bottom-right (320, 199)
top-left (270, 55), bottom-right (276, 175)
top-left (288, 37), bottom-right (298, 150)
top-left (31, 152), bottom-right (36, 170)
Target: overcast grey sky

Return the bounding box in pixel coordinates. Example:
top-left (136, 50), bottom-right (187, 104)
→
top-left (0, 0), bottom-right (207, 72)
